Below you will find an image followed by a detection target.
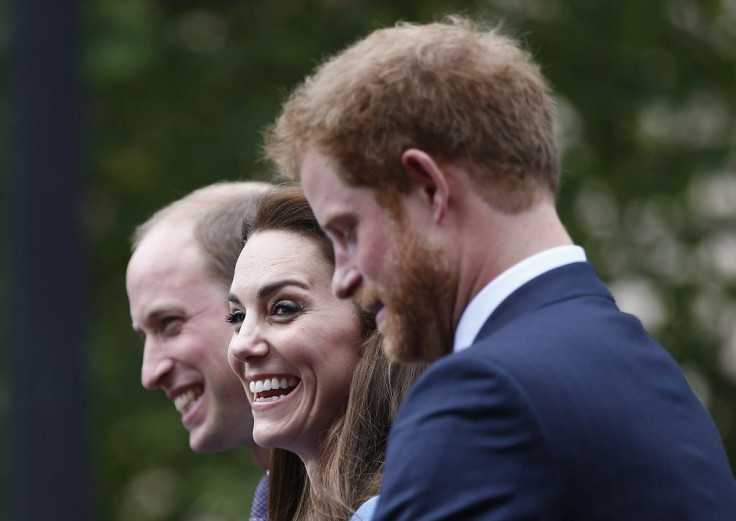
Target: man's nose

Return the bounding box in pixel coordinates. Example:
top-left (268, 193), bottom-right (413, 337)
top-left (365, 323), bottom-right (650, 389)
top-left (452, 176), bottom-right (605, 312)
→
top-left (141, 339), bottom-right (174, 390)
top-left (332, 261), bottom-right (363, 300)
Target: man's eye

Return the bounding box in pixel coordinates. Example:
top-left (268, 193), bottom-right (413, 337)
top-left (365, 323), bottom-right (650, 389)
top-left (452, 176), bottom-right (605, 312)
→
top-left (161, 317), bottom-right (182, 335)
top-left (337, 224), bottom-right (356, 244)
top-left (272, 300), bottom-right (303, 317)
top-left (344, 225), bottom-right (356, 242)
top-left (225, 310), bottom-right (245, 325)
top-left (327, 222), bottom-right (356, 247)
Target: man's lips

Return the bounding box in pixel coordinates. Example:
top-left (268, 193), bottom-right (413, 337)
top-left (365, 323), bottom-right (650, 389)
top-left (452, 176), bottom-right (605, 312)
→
top-left (359, 295), bottom-right (385, 327)
top-left (354, 284), bottom-right (382, 315)
top-left (375, 305), bottom-right (386, 326)
top-left (364, 300), bottom-right (383, 314)
top-left (172, 385), bottom-right (203, 414)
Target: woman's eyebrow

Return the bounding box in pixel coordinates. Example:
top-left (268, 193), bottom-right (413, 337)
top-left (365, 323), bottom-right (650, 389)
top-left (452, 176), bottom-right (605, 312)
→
top-left (256, 279), bottom-right (309, 300)
top-left (229, 279), bottom-right (310, 305)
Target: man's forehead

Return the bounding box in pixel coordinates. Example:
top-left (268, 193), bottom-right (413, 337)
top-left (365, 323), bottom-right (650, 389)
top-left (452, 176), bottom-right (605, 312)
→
top-left (130, 220), bottom-right (202, 268)
top-left (301, 151), bottom-right (337, 188)
top-left (299, 148), bottom-right (394, 226)
top-left (127, 236), bottom-right (212, 318)
top-left (300, 154), bottom-right (345, 213)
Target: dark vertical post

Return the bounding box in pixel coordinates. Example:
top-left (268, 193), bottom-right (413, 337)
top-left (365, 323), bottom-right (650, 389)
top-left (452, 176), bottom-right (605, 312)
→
top-left (6, 0), bottom-right (89, 519)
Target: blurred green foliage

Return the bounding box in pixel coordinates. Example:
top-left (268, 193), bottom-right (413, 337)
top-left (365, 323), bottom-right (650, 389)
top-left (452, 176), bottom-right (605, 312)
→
top-left (3, 0), bottom-right (736, 519)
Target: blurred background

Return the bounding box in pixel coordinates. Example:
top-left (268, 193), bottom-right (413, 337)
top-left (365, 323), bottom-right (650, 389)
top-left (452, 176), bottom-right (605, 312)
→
top-left (2, 0), bottom-right (735, 519)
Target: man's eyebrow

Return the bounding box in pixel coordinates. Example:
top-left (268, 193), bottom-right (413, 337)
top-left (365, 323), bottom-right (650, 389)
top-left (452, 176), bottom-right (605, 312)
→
top-left (319, 207), bottom-right (350, 230)
top-left (135, 306), bottom-right (182, 331)
top-left (143, 307), bottom-right (176, 321)
top-left (320, 213), bottom-right (336, 229)
top-left (320, 214), bottom-right (355, 240)
top-left (130, 319), bottom-right (146, 340)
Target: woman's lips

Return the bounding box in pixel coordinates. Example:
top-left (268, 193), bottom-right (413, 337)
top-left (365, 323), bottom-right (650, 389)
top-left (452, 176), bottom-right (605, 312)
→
top-left (249, 376), bottom-right (300, 402)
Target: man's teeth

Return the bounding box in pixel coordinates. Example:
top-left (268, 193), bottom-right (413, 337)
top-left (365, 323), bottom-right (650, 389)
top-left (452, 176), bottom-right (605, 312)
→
top-left (249, 377), bottom-right (299, 402)
top-left (174, 388), bottom-right (202, 413)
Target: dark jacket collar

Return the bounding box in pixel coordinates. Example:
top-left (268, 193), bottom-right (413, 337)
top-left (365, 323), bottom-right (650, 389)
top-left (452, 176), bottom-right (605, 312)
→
top-left (474, 261), bottom-right (613, 343)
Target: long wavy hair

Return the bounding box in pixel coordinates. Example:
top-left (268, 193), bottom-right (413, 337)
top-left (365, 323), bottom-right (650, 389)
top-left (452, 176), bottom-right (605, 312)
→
top-left (241, 185), bottom-right (426, 520)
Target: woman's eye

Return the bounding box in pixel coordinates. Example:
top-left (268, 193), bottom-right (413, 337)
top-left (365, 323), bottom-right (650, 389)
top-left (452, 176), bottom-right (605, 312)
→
top-left (225, 310), bottom-right (245, 326)
top-left (272, 300), bottom-right (303, 317)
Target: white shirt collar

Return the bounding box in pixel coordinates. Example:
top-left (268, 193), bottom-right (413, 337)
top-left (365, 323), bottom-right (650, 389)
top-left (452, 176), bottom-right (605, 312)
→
top-left (453, 245), bottom-right (587, 352)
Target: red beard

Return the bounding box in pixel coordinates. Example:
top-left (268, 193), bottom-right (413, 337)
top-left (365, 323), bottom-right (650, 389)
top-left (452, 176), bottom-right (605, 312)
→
top-left (357, 225), bottom-right (457, 363)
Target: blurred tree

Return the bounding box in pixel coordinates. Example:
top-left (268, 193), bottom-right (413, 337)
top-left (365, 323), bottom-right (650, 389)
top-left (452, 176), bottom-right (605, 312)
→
top-left (3, 0), bottom-right (734, 519)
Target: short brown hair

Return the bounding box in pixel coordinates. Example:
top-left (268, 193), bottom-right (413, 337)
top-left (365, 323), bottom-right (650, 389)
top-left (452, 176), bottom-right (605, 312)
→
top-left (131, 181), bottom-right (270, 287)
top-left (265, 16), bottom-right (558, 212)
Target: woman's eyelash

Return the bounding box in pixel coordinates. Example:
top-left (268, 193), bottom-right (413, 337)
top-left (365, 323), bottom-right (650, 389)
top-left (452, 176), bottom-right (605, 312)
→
top-left (273, 300), bottom-right (303, 315)
top-left (225, 311), bottom-right (244, 324)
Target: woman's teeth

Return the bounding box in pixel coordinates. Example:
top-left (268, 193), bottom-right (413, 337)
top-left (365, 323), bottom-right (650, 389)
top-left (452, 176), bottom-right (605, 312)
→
top-left (249, 376), bottom-right (298, 393)
top-left (174, 388), bottom-right (202, 413)
top-left (249, 377), bottom-right (299, 402)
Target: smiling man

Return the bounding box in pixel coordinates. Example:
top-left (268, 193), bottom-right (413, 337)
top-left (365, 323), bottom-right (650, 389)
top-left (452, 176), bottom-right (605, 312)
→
top-left (126, 181), bottom-right (271, 520)
top-left (265, 16), bottom-right (736, 521)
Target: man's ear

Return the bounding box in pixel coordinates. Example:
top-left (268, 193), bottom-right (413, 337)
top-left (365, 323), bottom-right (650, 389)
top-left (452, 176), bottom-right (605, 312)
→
top-left (401, 148), bottom-right (449, 223)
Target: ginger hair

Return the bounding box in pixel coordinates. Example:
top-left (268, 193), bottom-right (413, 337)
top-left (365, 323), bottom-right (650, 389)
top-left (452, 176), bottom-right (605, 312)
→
top-left (265, 16), bottom-right (558, 213)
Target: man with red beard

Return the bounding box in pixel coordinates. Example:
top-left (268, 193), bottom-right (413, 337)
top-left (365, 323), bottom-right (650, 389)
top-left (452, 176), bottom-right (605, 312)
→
top-left (265, 16), bottom-right (736, 521)
top-left (126, 182), bottom-right (272, 520)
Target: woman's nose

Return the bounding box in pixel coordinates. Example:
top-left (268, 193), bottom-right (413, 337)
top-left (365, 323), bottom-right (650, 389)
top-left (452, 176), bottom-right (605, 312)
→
top-left (228, 321), bottom-right (269, 363)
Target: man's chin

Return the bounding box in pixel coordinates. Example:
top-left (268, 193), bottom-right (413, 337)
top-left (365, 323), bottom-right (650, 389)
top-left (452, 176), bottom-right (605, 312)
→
top-left (383, 338), bottom-right (448, 364)
top-left (380, 309), bottom-right (453, 364)
top-left (382, 336), bottom-right (415, 364)
top-left (189, 438), bottom-right (213, 454)
top-left (368, 221), bottom-right (458, 364)
top-left (380, 315), bottom-right (428, 364)
top-left (189, 430), bottom-right (223, 454)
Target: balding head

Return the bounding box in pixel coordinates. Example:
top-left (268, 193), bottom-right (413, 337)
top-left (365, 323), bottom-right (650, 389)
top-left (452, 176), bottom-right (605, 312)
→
top-left (132, 181), bottom-right (271, 288)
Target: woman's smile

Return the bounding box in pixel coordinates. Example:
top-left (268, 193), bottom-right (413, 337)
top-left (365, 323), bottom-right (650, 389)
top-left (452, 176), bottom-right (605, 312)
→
top-left (228, 230), bottom-right (363, 463)
top-left (249, 375), bottom-right (300, 402)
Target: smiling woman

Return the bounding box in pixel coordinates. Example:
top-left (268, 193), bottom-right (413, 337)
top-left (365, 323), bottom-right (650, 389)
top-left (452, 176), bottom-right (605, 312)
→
top-left (228, 228), bottom-right (363, 459)
top-left (227, 185), bottom-right (426, 521)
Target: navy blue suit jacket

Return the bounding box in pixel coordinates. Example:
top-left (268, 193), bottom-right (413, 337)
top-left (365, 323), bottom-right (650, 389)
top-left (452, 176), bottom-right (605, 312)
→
top-left (374, 262), bottom-right (736, 520)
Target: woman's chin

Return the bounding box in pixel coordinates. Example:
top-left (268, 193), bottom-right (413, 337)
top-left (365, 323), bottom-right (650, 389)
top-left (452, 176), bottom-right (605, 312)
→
top-left (253, 425), bottom-right (292, 451)
top-left (253, 431), bottom-right (277, 449)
